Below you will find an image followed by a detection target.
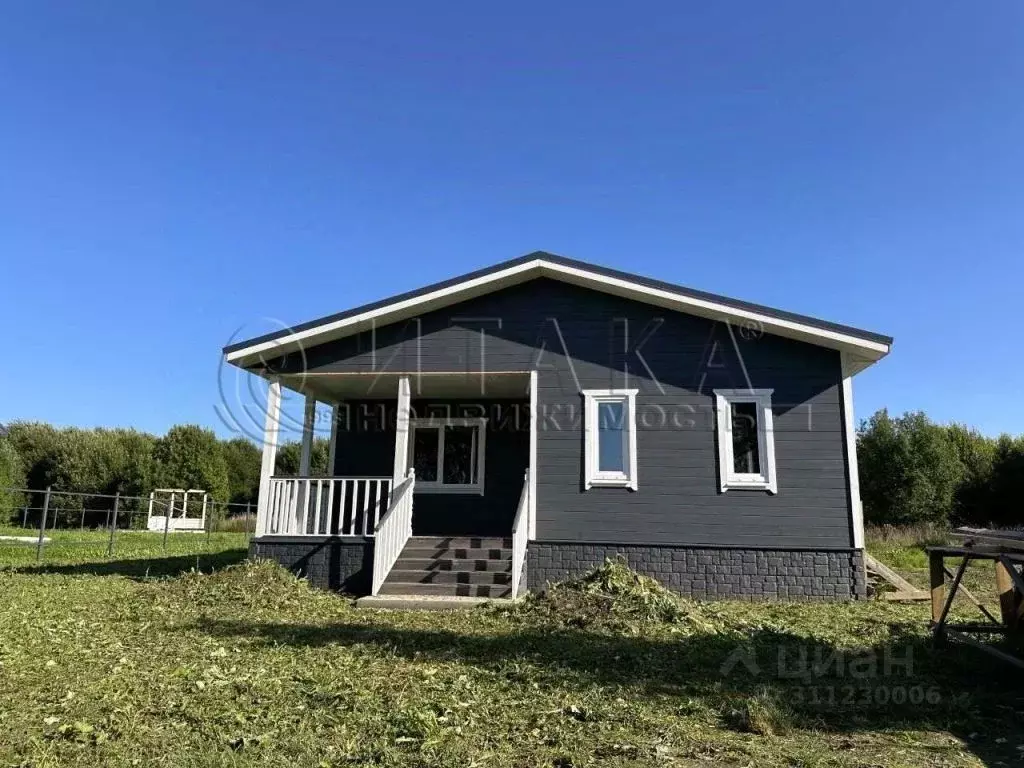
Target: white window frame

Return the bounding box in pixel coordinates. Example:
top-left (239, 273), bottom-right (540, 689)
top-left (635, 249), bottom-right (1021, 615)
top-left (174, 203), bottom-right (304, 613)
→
top-left (408, 417), bottom-right (487, 495)
top-left (582, 389), bottom-right (638, 491)
top-left (714, 389), bottom-right (777, 494)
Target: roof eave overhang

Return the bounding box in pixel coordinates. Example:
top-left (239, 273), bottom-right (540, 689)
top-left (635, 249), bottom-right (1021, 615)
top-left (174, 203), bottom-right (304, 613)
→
top-left (224, 257), bottom-right (891, 373)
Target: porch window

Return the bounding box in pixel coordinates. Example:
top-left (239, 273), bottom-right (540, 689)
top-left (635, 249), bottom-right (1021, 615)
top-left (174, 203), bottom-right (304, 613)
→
top-left (582, 389), bottom-right (638, 490)
top-left (714, 389), bottom-right (777, 493)
top-left (409, 417), bottom-right (486, 494)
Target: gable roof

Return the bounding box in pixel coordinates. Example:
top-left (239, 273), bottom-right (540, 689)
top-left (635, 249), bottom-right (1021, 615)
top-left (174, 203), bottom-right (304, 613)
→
top-left (224, 251), bottom-right (892, 375)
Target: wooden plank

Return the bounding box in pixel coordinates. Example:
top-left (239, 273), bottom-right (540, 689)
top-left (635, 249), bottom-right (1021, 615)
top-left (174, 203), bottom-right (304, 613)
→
top-left (865, 553), bottom-right (925, 596)
top-left (930, 550), bottom-right (946, 627)
top-left (882, 591), bottom-right (929, 602)
top-left (995, 559), bottom-right (1020, 630)
top-left (946, 630), bottom-right (1024, 671)
top-left (997, 556), bottom-right (1024, 595)
top-left (941, 623), bottom-right (1008, 634)
top-left (936, 557), bottom-right (969, 630)
top-left (953, 528), bottom-right (1024, 556)
top-left (943, 565), bottom-right (1000, 625)
top-left (955, 527), bottom-right (1024, 544)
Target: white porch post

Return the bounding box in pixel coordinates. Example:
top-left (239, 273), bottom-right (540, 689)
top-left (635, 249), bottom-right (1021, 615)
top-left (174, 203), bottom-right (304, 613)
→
top-left (392, 376), bottom-right (411, 491)
top-left (528, 369), bottom-right (538, 540)
top-left (840, 353), bottom-right (865, 550)
top-left (255, 379), bottom-right (282, 537)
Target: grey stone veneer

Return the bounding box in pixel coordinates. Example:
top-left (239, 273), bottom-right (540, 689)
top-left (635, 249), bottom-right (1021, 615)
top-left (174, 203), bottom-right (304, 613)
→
top-left (249, 536), bottom-right (374, 594)
top-left (527, 542), bottom-right (867, 601)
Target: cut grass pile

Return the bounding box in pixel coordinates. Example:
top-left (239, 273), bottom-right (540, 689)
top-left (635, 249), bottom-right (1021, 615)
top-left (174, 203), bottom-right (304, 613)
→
top-left (1, 556), bottom-right (1023, 767)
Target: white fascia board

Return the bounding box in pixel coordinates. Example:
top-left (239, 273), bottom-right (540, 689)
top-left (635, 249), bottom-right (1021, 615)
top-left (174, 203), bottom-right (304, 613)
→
top-left (537, 262), bottom-right (891, 358)
top-left (226, 258), bottom-right (890, 367)
top-left (225, 259), bottom-right (545, 365)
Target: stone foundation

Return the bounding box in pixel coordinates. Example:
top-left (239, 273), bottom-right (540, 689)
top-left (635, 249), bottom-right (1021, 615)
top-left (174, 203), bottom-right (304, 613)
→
top-left (249, 536), bottom-right (374, 594)
top-left (527, 542), bottom-right (866, 601)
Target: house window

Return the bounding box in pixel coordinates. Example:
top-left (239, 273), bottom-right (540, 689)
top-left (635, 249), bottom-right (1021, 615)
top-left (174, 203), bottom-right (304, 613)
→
top-left (714, 389), bottom-right (777, 493)
top-left (582, 389), bottom-right (638, 490)
top-left (409, 417), bottom-right (486, 494)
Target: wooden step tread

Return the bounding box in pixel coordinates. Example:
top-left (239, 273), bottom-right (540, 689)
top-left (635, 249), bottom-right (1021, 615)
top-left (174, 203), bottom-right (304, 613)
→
top-left (409, 536), bottom-right (512, 548)
top-left (387, 569), bottom-right (511, 585)
top-left (400, 547), bottom-right (512, 560)
top-left (392, 557), bottom-right (512, 572)
top-left (378, 582), bottom-right (513, 598)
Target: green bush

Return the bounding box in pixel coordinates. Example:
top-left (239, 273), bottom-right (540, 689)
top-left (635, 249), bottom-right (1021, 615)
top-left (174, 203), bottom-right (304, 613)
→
top-left (274, 438), bottom-right (330, 476)
top-left (152, 425), bottom-right (230, 506)
top-left (858, 410), bottom-right (963, 526)
top-left (858, 410), bottom-right (1024, 529)
top-left (0, 435), bottom-right (25, 521)
top-left (222, 437), bottom-right (261, 506)
top-left (988, 434), bottom-right (1024, 527)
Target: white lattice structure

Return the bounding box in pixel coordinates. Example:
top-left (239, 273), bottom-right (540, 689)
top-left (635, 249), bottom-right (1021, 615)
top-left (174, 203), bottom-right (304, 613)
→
top-left (147, 488), bottom-right (208, 533)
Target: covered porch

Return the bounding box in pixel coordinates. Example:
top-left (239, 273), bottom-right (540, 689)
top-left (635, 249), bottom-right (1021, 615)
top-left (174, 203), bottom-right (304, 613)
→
top-left (253, 371), bottom-right (537, 597)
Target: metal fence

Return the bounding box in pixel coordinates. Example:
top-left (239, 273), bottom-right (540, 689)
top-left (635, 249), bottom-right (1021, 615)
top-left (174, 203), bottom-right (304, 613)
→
top-left (0, 486), bottom-right (256, 566)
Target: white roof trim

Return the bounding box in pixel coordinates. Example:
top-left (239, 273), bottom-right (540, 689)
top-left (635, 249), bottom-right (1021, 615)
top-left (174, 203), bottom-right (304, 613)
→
top-left (226, 257), bottom-right (890, 367)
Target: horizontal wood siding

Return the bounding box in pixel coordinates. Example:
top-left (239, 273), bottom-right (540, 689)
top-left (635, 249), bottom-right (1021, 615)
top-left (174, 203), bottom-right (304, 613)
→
top-left (333, 399), bottom-right (528, 536)
top-left (276, 278), bottom-right (852, 549)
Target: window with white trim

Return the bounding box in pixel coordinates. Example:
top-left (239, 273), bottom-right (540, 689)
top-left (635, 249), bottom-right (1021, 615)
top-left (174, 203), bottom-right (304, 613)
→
top-left (714, 389), bottom-right (777, 493)
top-left (582, 389), bottom-right (638, 490)
top-left (409, 417), bottom-right (486, 494)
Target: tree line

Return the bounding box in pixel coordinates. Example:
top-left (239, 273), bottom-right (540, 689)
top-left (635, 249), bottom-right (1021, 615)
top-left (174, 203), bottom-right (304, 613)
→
top-left (0, 422), bottom-right (328, 525)
top-left (1, 410), bottom-right (1021, 529)
top-left (858, 409), bottom-right (1022, 528)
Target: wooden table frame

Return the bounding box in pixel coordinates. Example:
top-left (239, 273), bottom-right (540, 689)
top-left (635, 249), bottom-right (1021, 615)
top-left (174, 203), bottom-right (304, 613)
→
top-left (927, 545), bottom-right (1024, 669)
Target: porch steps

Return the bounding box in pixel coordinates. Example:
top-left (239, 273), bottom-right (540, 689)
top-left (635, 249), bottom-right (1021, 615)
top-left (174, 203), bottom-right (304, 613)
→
top-left (377, 536), bottom-right (514, 599)
top-left (355, 595), bottom-right (510, 611)
top-left (387, 570), bottom-right (511, 585)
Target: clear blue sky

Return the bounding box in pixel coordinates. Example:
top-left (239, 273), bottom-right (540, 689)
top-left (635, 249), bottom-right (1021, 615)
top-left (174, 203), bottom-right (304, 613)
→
top-left (2, 2), bottom-right (1022, 440)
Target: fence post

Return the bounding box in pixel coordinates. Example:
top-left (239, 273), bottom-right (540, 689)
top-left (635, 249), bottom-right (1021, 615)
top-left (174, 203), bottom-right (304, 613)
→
top-left (22, 506), bottom-right (28, 528)
top-left (80, 504), bottom-right (86, 531)
top-left (246, 502), bottom-right (252, 541)
top-left (163, 491), bottom-right (173, 551)
top-left (107, 492), bottom-right (119, 557)
top-left (36, 487), bottom-right (51, 563)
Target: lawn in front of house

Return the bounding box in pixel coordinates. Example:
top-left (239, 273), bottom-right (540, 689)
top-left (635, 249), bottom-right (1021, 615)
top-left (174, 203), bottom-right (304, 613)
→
top-left (0, 525), bottom-right (249, 573)
top-left (1, 554), bottom-right (1022, 767)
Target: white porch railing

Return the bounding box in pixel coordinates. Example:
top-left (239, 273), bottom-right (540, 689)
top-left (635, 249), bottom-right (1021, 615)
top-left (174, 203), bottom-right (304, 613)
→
top-left (371, 469), bottom-right (415, 596)
top-left (265, 476), bottom-right (391, 536)
top-left (511, 469), bottom-right (530, 598)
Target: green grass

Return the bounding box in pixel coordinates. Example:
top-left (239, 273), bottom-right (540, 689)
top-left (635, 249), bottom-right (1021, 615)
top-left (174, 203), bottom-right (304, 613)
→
top-left (864, 525), bottom-right (1004, 614)
top-left (0, 525), bottom-right (249, 573)
top-left (0, 540), bottom-right (1022, 766)
top-left (865, 524), bottom-right (954, 571)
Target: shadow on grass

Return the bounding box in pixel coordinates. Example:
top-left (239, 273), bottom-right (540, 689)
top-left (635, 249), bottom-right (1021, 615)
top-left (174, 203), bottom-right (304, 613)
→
top-left (200, 616), bottom-right (1024, 766)
top-left (5, 549), bottom-right (249, 579)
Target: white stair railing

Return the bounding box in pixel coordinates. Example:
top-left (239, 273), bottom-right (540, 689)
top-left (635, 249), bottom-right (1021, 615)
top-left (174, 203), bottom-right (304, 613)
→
top-left (511, 469), bottom-right (530, 598)
top-left (265, 476), bottom-right (391, 536)
top-left (371, 469), bottom-right (415, 595)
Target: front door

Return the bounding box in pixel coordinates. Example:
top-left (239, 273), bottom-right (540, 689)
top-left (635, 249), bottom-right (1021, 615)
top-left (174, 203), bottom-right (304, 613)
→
top-left (406, 408), bottom-right (528, 535)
